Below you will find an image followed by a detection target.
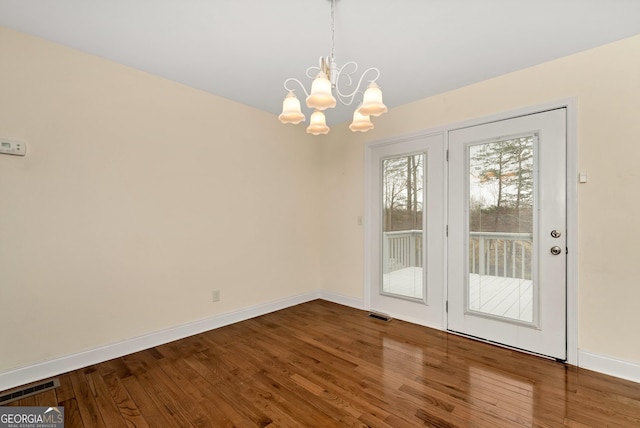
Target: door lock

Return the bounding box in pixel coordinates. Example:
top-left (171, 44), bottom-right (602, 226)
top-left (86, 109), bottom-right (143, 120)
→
top-left (550, 246), bottom-right (563, 255)
top-left (550, 230), bottom-right (561, 238)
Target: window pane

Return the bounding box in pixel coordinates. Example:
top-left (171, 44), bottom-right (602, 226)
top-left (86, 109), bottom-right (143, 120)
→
top-left (381, 154), bottom-right (425, 300)
top-left (468, 137), bottom-right (534, 323)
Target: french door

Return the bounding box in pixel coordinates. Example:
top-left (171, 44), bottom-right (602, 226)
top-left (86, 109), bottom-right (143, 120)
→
top-left (447, 109), bottom-right (567, 360)
top-left (367, 108), bottom-right (567, 360)
top-left (367, 133), bottom-right (445, 328)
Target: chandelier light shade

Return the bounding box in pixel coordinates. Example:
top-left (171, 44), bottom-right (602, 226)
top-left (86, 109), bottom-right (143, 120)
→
top-left (278, 91), bottom-right (306, 124)
top-left (349, 107), bottom-right (374, 132)
top-left (306, 72), bottom-right (337, 111)
top-left (278, 0), bottom-right (387, 135)
top-left (306, 111), bottom-right (330, 135)
top-left (358, 82), bottom-right (388, 117)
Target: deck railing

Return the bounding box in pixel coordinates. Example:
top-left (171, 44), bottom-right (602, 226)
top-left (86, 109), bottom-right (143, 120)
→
top-left (382, 230), bottom-right (423, 273)
top-left (383, 230), bottom-right (533, 280)
top-left (469, 232), bottom-right (533, 280)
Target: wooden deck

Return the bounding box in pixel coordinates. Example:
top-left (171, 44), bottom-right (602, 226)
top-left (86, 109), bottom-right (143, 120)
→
top-left (469, 273), bottom-right (533, 322)
top-left (382, 267), bottom-right (425, 299)
top-left (384, 268), bottom-right (533, 322)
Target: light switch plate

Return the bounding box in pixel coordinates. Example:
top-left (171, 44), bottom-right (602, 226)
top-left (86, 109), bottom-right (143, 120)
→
top-left (578, 172), bottom-right (588, 183)
top-left (0, 139), bottom-right (26, 156)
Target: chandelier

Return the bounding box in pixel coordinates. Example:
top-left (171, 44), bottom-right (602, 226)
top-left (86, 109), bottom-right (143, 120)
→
top-left (278, 0), bottom-right (387, 135)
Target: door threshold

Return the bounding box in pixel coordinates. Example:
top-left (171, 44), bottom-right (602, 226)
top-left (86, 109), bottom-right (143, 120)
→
top-left (447, 329), bottom-right (566, 363)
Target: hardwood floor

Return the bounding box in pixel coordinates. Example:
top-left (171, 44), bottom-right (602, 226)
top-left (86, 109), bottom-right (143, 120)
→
top-left (3, 300), bottom-right (640, 427)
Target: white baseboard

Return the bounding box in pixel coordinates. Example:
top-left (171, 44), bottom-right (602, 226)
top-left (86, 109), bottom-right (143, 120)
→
top-left (319, 290), bottom-right (365, 310)
top-left (0, 290), bottom-right (327, 392)
top-left (578, 349), bottom-right (640, 383)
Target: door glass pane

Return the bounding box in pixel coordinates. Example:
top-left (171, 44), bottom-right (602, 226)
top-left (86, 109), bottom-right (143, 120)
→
top-left (468, 137), bottom-right (535, 323)
top-left (381, 154), bottom-right (425, 300)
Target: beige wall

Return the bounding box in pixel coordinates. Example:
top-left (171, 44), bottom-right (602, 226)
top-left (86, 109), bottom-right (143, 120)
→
top-left (0, 27), bottom-right (322, 372)
top-left (320, 35), bottom-right (640, 363)
top-left (2, 24), bottom-right (640, 376)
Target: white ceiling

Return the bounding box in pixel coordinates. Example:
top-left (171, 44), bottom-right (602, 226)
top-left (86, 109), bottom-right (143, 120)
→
top-left (1, 0), bottom-right (639, 125)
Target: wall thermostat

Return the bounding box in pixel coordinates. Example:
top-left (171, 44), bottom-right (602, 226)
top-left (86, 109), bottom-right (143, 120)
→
top-left (0, 139), bottom-right (26, 156)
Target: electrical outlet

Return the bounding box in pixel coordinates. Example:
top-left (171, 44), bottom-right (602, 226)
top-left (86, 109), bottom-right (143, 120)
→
top-left (212, 290), bottom-right (220, 302)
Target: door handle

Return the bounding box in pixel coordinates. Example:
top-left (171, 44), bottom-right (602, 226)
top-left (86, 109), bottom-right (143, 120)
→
top-left (550, 246), bottom-right (562, 255)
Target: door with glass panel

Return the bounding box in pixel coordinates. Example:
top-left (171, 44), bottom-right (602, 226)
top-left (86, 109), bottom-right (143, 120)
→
top-left (448, 109), bottom-right (567, 360)
top-left (368, 133), bottom-right (445, 328)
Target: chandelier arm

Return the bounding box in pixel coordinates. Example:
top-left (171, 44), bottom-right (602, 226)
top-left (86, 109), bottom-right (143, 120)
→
top-left (333, 66), bottom-right (382, 106)
top-left (306, 66), bottom-right (321, 79)
top-left (283, 77), bottom-right (311, 99)
top-left (335, 61), bottom-right (358, 86)
top-left (305, 56), bottom-right (331, 80)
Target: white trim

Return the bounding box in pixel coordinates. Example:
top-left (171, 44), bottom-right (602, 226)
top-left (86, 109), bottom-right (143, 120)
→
top-left (0, 291), bottom-right (323, 392)
top-left (363, 129), bottom-right (448, 314)
top-left (565, 98), bottom-right (579, 365)
top-left (579, 350), bottom-right (640, 383)
top-left (365, 135), bottom-right (446, 327)
top-left (320, 290), bottom-right (365, 310)
top-left (363, 97), bottom-right (579, 364)
top-left (363, 142), bottom-right (373, 311)
top-left (448, 99), bottom-right (579, 364)
top-left (446, 99), bottom-right (576, 133)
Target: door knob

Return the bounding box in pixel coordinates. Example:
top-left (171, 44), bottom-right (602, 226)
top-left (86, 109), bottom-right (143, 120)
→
top-left (550, 246), bottom-right (562, 255)
top-left (551, 230), bottom-right (561, 238)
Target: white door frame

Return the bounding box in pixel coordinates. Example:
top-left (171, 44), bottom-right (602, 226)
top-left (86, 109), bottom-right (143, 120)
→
top-left (367, 133), bottom-right (446, 329)
top-left (448, 109), bottom-right (567, 359)
top-left (364, 98), bottom-right (578, 365)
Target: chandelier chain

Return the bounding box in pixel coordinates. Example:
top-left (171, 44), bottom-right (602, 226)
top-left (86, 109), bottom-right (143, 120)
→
top-left (330, 0), bottom-right (335, 61)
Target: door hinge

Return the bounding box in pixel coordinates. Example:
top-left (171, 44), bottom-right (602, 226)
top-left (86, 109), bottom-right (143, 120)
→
top-left (446, 149), bottom-right (449, 161)
top-left (446, 301), bottom-right (448, 313)
top-left (446, 225), bottom-right (448, 237)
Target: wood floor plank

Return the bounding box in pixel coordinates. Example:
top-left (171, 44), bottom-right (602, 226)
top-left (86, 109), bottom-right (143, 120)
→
top-left (85, 371), bottom-right (129, 428)
top-left (158, 351), bottom-right (264, 427)
top-left (99, 371), bottom-right (150, 428)
top-left (34, 387), bottom-right (58, 407)
top-left (68, 370), bottom-right (107, 428)
top-left (119, 374), bottom-right (187, 428)
top-left (3, 300), bottom-right (640, 427)
top-left (127, 350), bottom-right (215, 427)
top-left (56, 374), bottom-right (78, 404)
top-left (60, 398), bottom-right (85, 428)
top-left (178, 353), bottom-right (270, 427)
